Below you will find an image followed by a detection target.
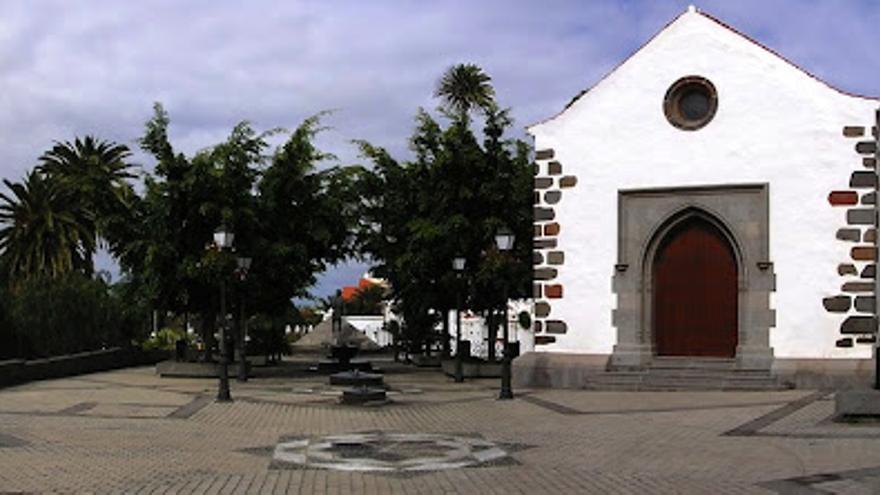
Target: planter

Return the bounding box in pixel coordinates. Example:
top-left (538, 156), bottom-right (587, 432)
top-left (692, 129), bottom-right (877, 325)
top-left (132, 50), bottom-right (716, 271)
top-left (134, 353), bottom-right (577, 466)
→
top-left (441, 359), bottom-right (502, 378)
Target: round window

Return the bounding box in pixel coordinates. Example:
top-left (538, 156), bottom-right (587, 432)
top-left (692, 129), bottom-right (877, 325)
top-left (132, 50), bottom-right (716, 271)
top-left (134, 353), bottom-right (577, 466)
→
top-left (664, 76), bottom-right (717, 130)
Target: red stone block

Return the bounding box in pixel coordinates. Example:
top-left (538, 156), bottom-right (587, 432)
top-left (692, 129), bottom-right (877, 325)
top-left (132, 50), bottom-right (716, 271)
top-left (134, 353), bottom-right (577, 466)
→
top-left (545, 285), bottom-right (563, 298)
top-left (851, 246), bottom-right (876, 261)
top-left (828, 191), bottom-right (858, 206)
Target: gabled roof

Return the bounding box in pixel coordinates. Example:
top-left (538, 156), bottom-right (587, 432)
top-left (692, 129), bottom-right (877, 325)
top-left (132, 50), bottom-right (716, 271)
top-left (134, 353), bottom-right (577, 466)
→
top-left (529, 5), bottom-right (878, 131)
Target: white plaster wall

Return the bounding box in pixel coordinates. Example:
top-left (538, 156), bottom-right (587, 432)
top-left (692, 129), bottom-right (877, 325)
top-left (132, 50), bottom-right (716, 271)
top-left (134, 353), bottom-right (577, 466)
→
top-left (529, 10), bottom-right (876, 359)
top-left (445, 300), bottom-right (535, 358)
top-left (344, 316), bottom-right (393, 347)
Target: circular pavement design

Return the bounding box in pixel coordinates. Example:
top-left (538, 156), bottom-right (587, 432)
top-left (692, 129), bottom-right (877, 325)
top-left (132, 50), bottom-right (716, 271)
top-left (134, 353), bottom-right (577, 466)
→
top-left (272, 432), bottom-right (510, 472)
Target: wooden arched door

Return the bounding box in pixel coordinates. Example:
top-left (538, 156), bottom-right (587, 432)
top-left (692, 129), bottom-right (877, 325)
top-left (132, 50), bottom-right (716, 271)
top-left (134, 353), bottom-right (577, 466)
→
top-left (653, 217), bottom-right (738, 357)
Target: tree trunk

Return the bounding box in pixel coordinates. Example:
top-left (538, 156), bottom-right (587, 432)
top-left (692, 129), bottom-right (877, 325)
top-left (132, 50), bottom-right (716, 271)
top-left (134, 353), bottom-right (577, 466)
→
top-left (201, 310), bottom-right (216, 362)
top-left (442, 309), bottom-right (450, 358)
top-left (487, 309), bottom-right (497, 362)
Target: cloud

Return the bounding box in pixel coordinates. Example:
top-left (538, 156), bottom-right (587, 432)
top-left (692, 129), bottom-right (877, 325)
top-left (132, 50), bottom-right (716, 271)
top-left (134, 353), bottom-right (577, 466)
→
top-left (3, 0), bottom-right (879, 295)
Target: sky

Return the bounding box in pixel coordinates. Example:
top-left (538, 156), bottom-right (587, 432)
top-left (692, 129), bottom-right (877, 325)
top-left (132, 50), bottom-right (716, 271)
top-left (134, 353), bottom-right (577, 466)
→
top-left (2, 0), bottom-right (879, 299)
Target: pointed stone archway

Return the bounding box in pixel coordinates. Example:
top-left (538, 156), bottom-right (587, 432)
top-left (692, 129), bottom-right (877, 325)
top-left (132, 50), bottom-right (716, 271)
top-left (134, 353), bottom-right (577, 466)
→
top-left (610, 184), bottom-right (775, 371)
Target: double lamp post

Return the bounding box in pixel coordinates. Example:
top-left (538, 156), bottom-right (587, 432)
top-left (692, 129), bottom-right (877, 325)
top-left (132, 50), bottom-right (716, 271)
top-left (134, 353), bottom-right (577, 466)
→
top-left (452, 227), bottom-right (516, 399)
top-left (212, 225), bottom-right (252, 403)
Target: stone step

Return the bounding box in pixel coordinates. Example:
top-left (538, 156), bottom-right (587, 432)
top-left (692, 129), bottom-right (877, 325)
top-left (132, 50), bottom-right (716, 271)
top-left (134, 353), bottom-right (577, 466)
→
top-left (645, 368), bottom-right (774, 378)
top-left (648, 357), bottom-right (737, 370)
top-left (639, 380), bottom-right (790, 391)
top-left (583, 369), bottom-right (792, 391)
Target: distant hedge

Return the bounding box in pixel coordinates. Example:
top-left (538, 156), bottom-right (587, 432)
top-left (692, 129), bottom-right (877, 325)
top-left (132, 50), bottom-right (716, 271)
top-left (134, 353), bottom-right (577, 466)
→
top-left (0, 273), bottom-right (150, 360)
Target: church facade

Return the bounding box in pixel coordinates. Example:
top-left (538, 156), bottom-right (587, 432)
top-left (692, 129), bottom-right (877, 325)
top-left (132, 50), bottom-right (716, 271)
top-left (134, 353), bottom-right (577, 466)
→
top-left (516, 7), bottom-right (878, 388)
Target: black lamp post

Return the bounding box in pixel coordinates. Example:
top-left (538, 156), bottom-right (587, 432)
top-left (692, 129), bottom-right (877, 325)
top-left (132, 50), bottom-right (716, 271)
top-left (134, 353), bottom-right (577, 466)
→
top-left (236, 256), bottom-right (252, 382)
top-left (452, 256), bottom-right (466, 383)
top-left (495, 227), bottom-right (515, 400)
top-left (213, 226), bottom-right (235, 402)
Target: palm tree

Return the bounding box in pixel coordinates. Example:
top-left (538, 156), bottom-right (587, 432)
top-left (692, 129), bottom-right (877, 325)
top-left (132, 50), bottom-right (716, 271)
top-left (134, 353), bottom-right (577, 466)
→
top-left (434, 63), bottom-right (496, 121)
top-left (37, 136), bottom-right (136, 266)
top-left (0, 171), bottom-right (93, 282)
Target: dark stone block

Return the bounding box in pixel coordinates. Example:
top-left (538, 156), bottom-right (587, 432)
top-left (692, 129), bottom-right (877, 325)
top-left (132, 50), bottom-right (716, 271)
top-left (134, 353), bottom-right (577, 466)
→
top-left (867, 229), bottom-right (877, 243)
top-left (861, 264), bottom-right (876, 279)
top-left (841, 315), bottom-right (876, 334)
top-left (864, 157), bottom-right (877, 169)
top-left (534, 192), bottom-right (540, 204)
top-left (836, 229), bottom-right (861, 242)
top-left (547, 251), bottom-right (565, 265)
top-left (863, 192), bottom-right (877, 205)
top-left (533, 225), bottom-right (542, 237)
top-left (533, 284), bottom-right (542, 298)
top-left (535, 335), bottom-right (556, 345)
top-left (545, 285), bottom-right (563, 298)
top-left (547, 161), bottom-right (562, 175)
top-left (559, 176), bottom-right (577, 188)
top-left (533, 164), bottom-right (539, 176)
top-left (842, 281), bottom-right (874, 292)
top-left (843, 126), bottom-right (865, 137)
top-left (839, 263), bottom-right (858, 276)
top-left (544, 223), bottom-right (560, 236)
top-left (545, 320), bottom-right (567, 334)
top-left (855, 296), bottom-right (875, 313)
top-left (535, 149), bottom-right (554, 160)
top-left (534, 267), bottom-right (558, 280)
top-left (535, 302), bottom-right (551, 317)
top-left (535, 177), bottom-right (553, 189)
top-left (544, 191), bottom-right (562, 204)
top-left (850, 171), bottom-right (877, 188)
top-left (829, 191), bottom-right (859, 206)
top-left (533, 251), bottom-right (543, 265)
top-left (534, 239), bottom-right (558, 249)
top-left (847, 209), bottom-right (875, 225)
top-left (851, 246), bottom-right (876, 261)
top-left (856, 141), bottom-right (877, 154)
top-left (534, 321), bottom-right (543, 332)
top-left (823, 295), bottom-right (851, 312)
top-left (836, 338), bottom-right (854, 348)
top-left (534, 207), bottom-right (555, 221)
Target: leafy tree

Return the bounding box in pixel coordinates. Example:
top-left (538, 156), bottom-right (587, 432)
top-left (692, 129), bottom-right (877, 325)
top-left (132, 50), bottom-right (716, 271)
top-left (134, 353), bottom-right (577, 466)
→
top-left (346, 283), bottom-right (387, 315)
top-left (9, 272), bottom-right (132, 358)
top-left (128, 104), bottom-right (359, 359)
top-left (434, 63), bottom-right (496, 121)
top-left (357, 64), bottom-right (532, 355)
top-left (0, 171), bottom-right (94, 282)
top-left (37, 136), bottom-right (137, 269)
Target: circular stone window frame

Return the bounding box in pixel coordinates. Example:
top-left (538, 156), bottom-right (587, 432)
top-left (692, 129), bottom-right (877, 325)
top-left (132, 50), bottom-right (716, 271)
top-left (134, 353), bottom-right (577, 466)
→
top-left (663, 76), bottom-right (718, 131)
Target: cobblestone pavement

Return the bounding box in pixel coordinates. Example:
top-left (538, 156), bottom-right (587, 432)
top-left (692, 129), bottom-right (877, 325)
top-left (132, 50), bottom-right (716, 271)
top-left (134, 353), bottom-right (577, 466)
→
top-left (1, 359), bottom-right (880, 494)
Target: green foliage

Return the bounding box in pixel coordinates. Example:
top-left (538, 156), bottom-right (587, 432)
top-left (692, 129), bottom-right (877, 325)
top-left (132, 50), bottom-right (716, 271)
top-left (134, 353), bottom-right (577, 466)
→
top-left (0, 171), bottom-right (94, 282)
top-left (346, 284), bottom-right (386, 315)
top-left (7, 273), bottom-right (143, 358)
top-left (434, 63), bottom-right (496, 121)
top-left (37, 136), bottom-right (136, 267)
top-left (142, 327), bottom-right (191, 351)
top-left (128, 104), bottom-right (358, 345)
top-left (357, 64), bottom-right (533, 349)
top-left (517, 311), bottom-right (531, 330)
top-left (247, 313), bottom-right (290, 357)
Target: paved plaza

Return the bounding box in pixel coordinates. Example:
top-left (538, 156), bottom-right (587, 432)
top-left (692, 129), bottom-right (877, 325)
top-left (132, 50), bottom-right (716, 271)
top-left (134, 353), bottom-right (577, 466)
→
top-left (2, 358), bottom-right (880, 494)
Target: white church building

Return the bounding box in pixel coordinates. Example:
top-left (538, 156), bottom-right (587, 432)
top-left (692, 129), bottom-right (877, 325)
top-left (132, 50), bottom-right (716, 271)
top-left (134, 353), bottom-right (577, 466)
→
top-left (514, 7), bottom-right (879, 389)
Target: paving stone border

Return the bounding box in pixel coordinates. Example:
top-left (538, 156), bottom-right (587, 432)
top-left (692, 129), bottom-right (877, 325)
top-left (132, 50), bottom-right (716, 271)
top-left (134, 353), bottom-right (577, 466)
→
top-left (269, 431), bottom-right (521, 474)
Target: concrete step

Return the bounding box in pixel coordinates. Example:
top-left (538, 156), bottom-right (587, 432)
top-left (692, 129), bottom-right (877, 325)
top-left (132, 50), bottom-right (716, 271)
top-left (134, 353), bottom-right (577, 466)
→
top-left (641, 374), bottom-right (790, 391)
top-left (648, 357), bottom-right (737, 371)
top-left (582, 367), bottom-right (792, 391)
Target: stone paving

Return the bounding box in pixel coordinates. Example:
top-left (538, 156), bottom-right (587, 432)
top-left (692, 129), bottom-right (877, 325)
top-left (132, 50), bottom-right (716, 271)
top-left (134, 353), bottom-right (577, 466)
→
top-left (1, 358), bottom-right (880, 494)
